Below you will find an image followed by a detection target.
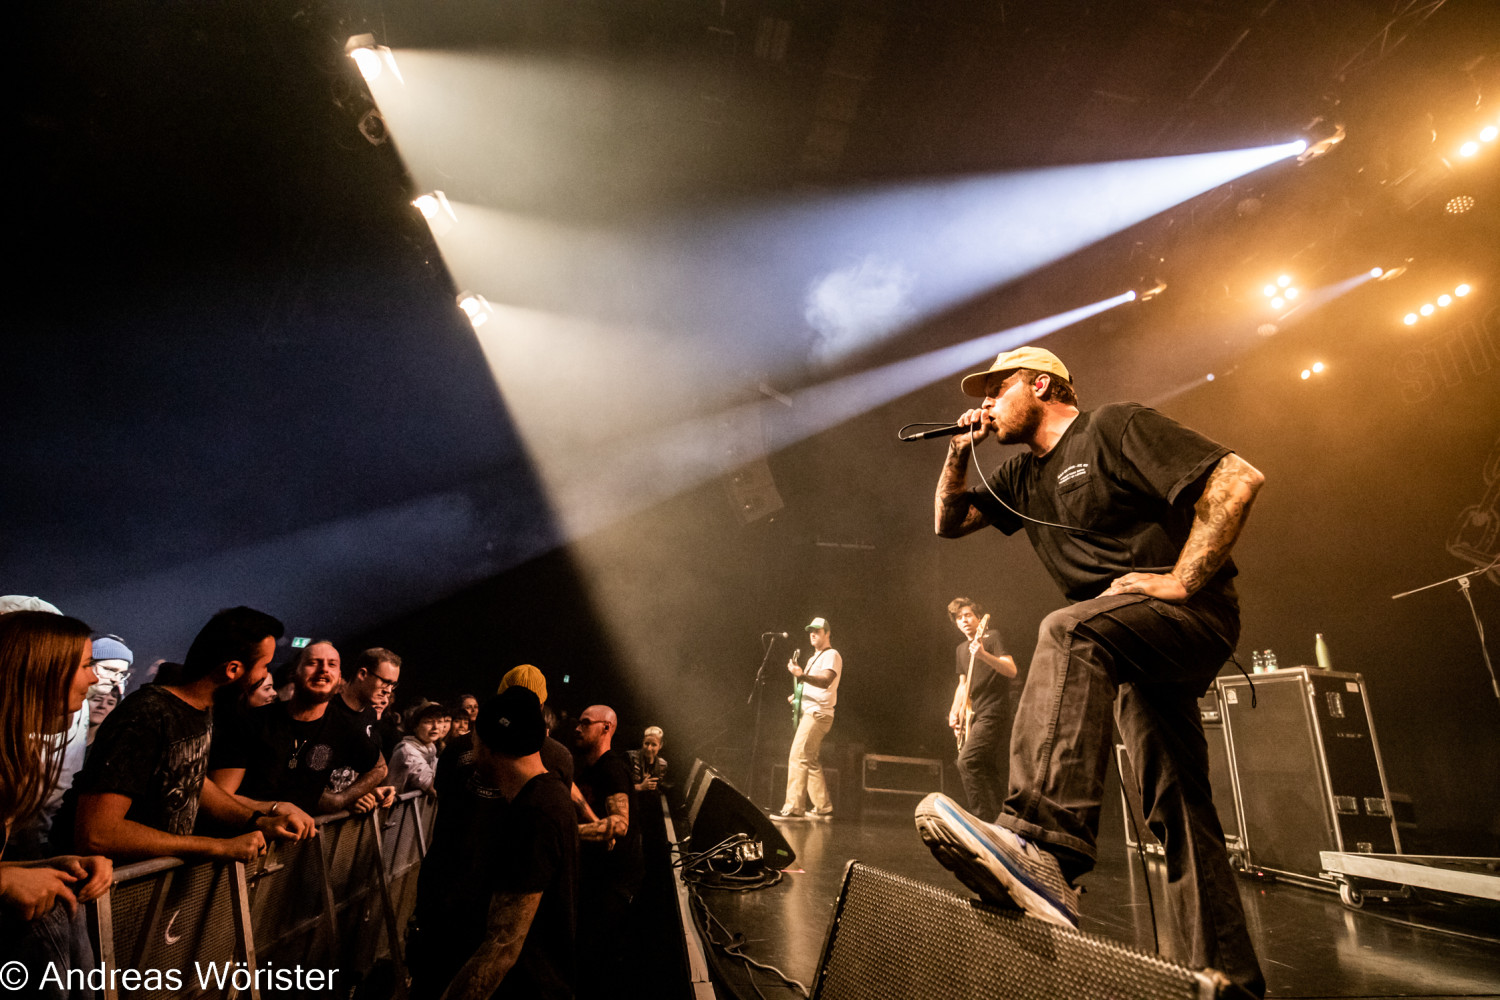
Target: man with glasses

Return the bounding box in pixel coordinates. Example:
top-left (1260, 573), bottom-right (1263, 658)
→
top-left (326, 647), bottom-right (401, 813)
top-left (916, 346), bottom-right (1265, 997)
top-left (573, 705), bottom-right (640, 995)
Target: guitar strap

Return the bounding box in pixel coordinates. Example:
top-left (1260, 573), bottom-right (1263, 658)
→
top-left (794, 649), bottom-right (828, 725)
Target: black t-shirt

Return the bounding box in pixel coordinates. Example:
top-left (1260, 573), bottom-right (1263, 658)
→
top-left (971, 403), bottom-right (1236, 604)
top-left (954, 629), bottom-right (1011, 711)
top-left (70, 685), bottom-right (212, 837)
top-left (412, 771), bottom-right (577, 999)
top-left (575, 749), bottom-right (641, 893)
top-left (491, 772), bottom-right (579, 1000)
top-left (210, 700), bottom-right (380, 814)
top-left (327, 695), bottom-right (380, 754)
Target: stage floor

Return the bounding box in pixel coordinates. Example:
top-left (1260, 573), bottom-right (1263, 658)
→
top-left (692, 794), bottom-right (1500, 1000)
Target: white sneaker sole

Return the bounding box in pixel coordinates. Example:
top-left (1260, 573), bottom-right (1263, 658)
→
top-left (915, 793), bottom-right (1077, 929)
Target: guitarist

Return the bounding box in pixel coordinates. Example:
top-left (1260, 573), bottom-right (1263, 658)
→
top-left (945, 598), bottom-right (1017, 822)
top-left (773, 617), bottom-right (842, 821)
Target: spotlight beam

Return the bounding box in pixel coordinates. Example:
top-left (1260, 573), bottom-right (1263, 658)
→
top-left (500, 293), bottom-right (1135, 541)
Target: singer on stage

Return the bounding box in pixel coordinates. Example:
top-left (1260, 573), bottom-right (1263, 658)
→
top-left (773, 617), bottom-right (841, 821)
top-left (946, 597), bottom-right (1017, 823)
top-left (915, 346), bottom-right (1266, 997)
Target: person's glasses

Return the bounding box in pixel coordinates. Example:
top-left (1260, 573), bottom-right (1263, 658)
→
top-left (91, 661), bottom-right (132, 685)
top-left (578, 719), bottom-right (605, 728)
top-left (370, 675), bottom-right (399, 691)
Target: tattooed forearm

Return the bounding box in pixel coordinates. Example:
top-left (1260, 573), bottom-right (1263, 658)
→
top-left (1173, 453), bottom-right (1265, 595)
top-left (440, 892), bottom-right (540, 1000)
top-left (935, 441), bottom-right (990, 537)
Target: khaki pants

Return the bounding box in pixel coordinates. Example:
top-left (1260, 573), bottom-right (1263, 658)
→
top-left (783, 708), bottom-right (834, 813)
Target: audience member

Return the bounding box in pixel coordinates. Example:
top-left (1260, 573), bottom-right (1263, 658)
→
top-left (573, 704), bottom-right (641, 996)
top-left (245, 671), bottom-right (277, 708)
top-left (419, 688), bottom-right (577, 1000)
top-left (0, 598), bottom-right (88, 860)
top-left (388, 703), bottom-right (448, 796)
top-left (327, 647), bottom-right (401, 813)
top-left (628, 726), bottom-right (668, 794)
top-left (85, 686), bottom-right (120, 748)
top-left (0, 610), bottom-right (111, 998)
top-left (208, 640), bottom-right (383, 818)
top-left (459, 693), bottom-right (479, 721)
top-left (373, 686), bottom-right (403, 761)
top-left (448, 712), bottom-right (471, 738)
top-left (68, 607), bottom-right (315, 861)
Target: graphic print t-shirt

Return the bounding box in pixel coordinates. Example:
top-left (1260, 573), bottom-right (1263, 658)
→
top-left (72, 685), bottom-right (212, 836)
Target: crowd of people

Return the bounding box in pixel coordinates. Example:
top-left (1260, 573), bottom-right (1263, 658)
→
top-left (0, 598), bottom-right (668, 1000)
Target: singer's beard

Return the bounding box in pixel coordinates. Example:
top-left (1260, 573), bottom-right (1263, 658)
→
top-left (993, 392), bottom-right (1044, 445)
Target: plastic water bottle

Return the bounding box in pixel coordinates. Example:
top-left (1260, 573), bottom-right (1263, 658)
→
top-left (1251, 650), bottom-right (1265, 674)
top-left (1265, 649), bottom-right (1279, 671)
top-left (1315, 633), bottom-right (1332, 669)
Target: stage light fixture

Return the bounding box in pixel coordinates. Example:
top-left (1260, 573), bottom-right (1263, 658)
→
top-left (1132, 280), bottom-right (1167, 302)
top-left (1404, 313), bottom-right (1419, 325)
top-left (1438, 294), bottom-right (1453, 307)
top-left (1300, 369), bottom-right (1312, 380)
top-left (1370, 267), bottom-right (1384, 278)
top-left (1285, 287), bottom-right (1299, 300)
top-left (1460, 141), bottom-right (1480, 158)
top-left (1296, 123), bottom-right (1344, 164)
top-left (1206, 373), bottom-right (1215, 382)
top-left (1376, 266), bottom-right (1407, 282)
top-left (1257, 323), bottom-right (1278, 337)
top-left (1271, 296), bottom-right (1285, 310)
top-left (456, 292), bottom-right (493, 330)
top-left (1446, 195), bottom-right (1475, 214)
top-left (1482, 125), bottom-right (1498, 143)
top-left (1420, 303), bottom-right (1435, 316)
top-left (413, 190), bottom-right (457, 235)
top-left (1312, 362), bottom-right (1325, 373)
top-left (1263, 284), bottom-right (1277, 297)
top-left (1278, 275), bottom-right (1292, 288)
top-left (1455, 283), bottom-right (1471, 297)
top-left (344, 34), bottom-right (403, 85)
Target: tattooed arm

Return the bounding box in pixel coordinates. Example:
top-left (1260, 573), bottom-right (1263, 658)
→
top-left (1104, 452), bottom-right (1265, 602)
top-left (935, 433), bottom-right (992, 537)
top-left (579, 792), bottom-right (629, 844)
top-left (438, 890), bottom-right (541, 1000)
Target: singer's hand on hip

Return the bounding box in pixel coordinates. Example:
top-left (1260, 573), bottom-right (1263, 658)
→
top-left (1103, 572), bottom-right (1187, 603)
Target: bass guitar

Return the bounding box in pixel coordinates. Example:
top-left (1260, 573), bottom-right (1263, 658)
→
top-left (955, 613), bottom-right (991, 751)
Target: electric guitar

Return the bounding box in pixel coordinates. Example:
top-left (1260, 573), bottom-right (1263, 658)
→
top-left (789, 649), bottom-right (803, 725)
top-left (955, 613), bottom-right (991, 751)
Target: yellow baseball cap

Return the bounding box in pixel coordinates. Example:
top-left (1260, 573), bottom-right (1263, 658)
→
top-left (959, 346), bottom-right (1071, 398)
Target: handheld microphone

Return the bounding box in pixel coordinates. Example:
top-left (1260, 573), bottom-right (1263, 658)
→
top-left (898, 422), bottom-right (971, 442)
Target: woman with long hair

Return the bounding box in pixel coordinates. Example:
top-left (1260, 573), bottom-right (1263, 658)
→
top-left (1, 610), bottom-right (114, 996)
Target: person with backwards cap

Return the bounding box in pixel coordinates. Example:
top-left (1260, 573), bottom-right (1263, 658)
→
top-left (436, 686), bottom-right (577, 1000)
top-left (916, 345), bottom-right (1266, 997)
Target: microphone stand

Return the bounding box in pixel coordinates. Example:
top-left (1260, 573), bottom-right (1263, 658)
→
top-left (746, 634), bottom-right (781, 808)
top-left (1392, 556), bottom-right (1500, 707)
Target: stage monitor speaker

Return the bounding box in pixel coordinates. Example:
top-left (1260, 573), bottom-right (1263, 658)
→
top-left (1219, 668), bottom-right (1399, 885)
top-left (686, 762), bottom-right (796, 870)
top-left (812, 862), bottom-right (1224, 1000)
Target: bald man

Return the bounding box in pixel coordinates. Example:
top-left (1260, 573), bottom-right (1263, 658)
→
top-left (572, 705), bottom-right (641, 993)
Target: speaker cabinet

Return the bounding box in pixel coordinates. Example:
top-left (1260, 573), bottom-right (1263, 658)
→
top-left (1219, 668), bottom-right (1399, 885)
top-left (685, 760), bottom-right (796, 870)
top-left (812, 862), bottom-right (1223, 1000)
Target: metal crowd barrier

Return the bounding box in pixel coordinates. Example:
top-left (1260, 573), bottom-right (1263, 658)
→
top-left (87, 791), bottom-right (435, 1000)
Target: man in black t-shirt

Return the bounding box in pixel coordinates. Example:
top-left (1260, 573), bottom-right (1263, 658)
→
top-left (208, 640), bottom-right (381, 816)
top-left (573, 704), bottom-right (640, 996)
top-left (945, 597), bottom-right (1018, 822)
top-left (426, 687), bottom-right (578, 1000)
top-left (326, 647), bottom-right (400, 813)
top-left (918, 346), bottom-right (1266, 997)
top-left (69, 607), bottom-right (316, 861)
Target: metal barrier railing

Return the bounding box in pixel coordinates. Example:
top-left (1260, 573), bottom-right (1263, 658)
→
top-left (88, 791), bottom-right (435, 1000)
